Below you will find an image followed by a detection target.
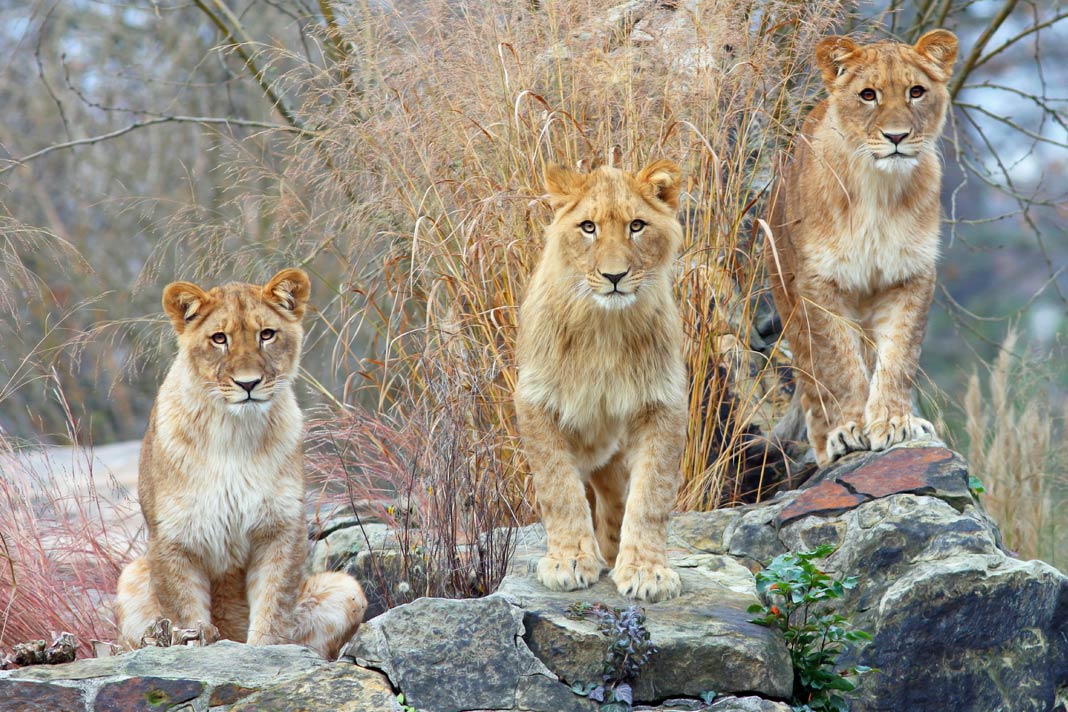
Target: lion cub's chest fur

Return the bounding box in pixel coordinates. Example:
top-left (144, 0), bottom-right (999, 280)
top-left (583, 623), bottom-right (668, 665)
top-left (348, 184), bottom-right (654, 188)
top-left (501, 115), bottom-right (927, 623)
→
top-left (146, 369), bottom-right (303, 579)
top-left (803, 170), bottom-right (941, 294)
top-left (518, 292), bottom-right (684, 471)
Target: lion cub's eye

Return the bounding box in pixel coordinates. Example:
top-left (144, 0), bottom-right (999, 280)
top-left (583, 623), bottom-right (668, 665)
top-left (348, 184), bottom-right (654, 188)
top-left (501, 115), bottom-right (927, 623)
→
top-left (859, 88), bottom-right (877, 102)
top-left (629, 219), bottom-right (646, 233)
top-left (909, 85), bottom-right (926, 99)
top-left (260, 328), bottom-right (276, 342)
top-left (579, 220), bottom-right (596, 235)
top-left (210, 332), bottom-right (227, 345)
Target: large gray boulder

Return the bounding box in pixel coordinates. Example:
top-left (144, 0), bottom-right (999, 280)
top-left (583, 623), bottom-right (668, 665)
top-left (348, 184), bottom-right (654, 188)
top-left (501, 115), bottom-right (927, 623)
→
top-left (669, 442), bottom-right (1068, 712)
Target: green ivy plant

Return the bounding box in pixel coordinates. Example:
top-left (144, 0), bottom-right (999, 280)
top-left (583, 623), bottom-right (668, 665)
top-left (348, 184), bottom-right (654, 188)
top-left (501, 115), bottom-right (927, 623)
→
top-left (565, 602), bottom-right (658, 711)
top-left (747, 544), bottom-right (874, 712)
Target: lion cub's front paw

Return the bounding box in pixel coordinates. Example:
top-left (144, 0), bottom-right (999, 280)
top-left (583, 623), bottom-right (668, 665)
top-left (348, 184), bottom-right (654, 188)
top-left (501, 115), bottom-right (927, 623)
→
top-left (825, 421), bottom-right (869, 463)
top-left (537, 550), bottom-right (605, 592)
top-left (612, 559), bottom-right (681, 603)
top-left (866, 415), bottom-right (936, 451)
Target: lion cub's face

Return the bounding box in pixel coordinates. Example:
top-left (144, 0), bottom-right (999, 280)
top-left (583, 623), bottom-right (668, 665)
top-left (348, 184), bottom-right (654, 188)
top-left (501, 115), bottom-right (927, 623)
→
top-left (816, 30), bottom-right (957, 173)
top-left (543, 160), bottom-right (683, 310)
top-left (162, 269), bottom-right (310, 409)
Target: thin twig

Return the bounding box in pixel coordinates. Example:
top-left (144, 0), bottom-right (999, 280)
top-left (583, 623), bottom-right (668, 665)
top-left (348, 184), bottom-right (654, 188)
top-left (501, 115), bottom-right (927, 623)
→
top-left (0, 116), bottom-right (310, 176)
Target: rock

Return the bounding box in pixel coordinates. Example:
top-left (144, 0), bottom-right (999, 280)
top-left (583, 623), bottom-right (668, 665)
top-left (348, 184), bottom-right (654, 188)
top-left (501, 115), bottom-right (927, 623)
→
top-left (94, 676), bottom-right (203, 711)
top-left (0, 680), bottom-right (86, 711)
top-left (634, 696), bottom-right (791, 711)
top-left (7, 442), bottom-right (1065, 711)
top-left (228, 662), bottom-right (398, 711)
top-left (344, 595), bottom-right (575, 712)
top-left (853, 553), bottom-right (1064, 712)
top-left (776, 445), bottom-right (971, 527)
top-left (308, 521), bottom-right (393, 580)
top-left (668, 509), bottom-right (739, 554)
top-left (636, 696), bottom-right (791, 711)
top-left (0, 641), bottom-right (325, 711)
top-left (496, 552), bottom-right (792, 702)
top-left (708, 696), bottom-right (792, 711)
top-left (662, 441), bottom-right (1068, 711)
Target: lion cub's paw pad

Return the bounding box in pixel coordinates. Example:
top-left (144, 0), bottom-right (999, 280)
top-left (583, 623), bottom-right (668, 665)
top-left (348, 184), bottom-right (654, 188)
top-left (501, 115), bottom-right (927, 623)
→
top-left (537, 552), bottom-right (605, 592)
top-left (825, 421), bottom-right (869, 462)
top-left (866, 415), bottom-right (936, 451)
top-left (612, 561), bottom-right (681, 603)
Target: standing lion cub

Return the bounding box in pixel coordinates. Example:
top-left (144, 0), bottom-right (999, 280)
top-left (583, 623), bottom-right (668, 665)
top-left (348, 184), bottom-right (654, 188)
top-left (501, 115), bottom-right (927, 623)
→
top-left (115, 268), bottom-right (366, 659)
top-left (767, 30), bottom-right (958, 465)
top-left (515, 160), bottom-right (687, 603)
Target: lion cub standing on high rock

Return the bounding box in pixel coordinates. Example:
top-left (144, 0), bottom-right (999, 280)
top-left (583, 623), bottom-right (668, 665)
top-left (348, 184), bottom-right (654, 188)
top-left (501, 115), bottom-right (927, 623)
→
top-left (115, 269), bottom-right (366, 659)
top-left (516, 160), bottom-right (687, 603)
top-left (767, 30), bottom-right (958, 466)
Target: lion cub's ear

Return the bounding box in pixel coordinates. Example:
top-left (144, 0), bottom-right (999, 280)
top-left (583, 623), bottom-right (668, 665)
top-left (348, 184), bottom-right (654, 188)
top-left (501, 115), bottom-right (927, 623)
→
top-left (544, 164), bottom-right (588, 211)
top-left (263, 268), bottom-right (311, 320)
top-left (637, 159), bottom-right (681, 210)
top-left (162, 281), bottom-right (212, 334)
top-left (914, 29), bottom-right (958, 76)
top-left (815, 36), bottom-right (859, 85)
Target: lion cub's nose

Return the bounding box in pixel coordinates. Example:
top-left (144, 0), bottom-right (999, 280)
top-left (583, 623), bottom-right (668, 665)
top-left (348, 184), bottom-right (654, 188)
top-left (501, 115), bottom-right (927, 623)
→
top-left (233, 377), bottom-right (262, 394)
top-left (602, 270), bottom-right (629, 286)
top-left (882, 131), bottom-right (909, 145)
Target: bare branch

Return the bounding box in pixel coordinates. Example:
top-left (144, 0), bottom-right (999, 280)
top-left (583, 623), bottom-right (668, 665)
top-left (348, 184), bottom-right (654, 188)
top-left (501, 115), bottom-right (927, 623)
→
top-left (0, 116), bottom-right (311, 176)
top-left (191, 0), bottom-right (307, 131)
top-left (950, 0), bottom-right (1019, 100)
top-left (971, 11), bottom-right (1068, 73)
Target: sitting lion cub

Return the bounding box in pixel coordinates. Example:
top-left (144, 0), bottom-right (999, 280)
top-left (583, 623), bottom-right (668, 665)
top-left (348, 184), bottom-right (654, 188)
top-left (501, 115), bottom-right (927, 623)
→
top-left (115, 268), bottom-right (366, 659)
top-left (767, 30), bottom-right (958, 465)
top-left (515, 160), bottom-right (687, 602)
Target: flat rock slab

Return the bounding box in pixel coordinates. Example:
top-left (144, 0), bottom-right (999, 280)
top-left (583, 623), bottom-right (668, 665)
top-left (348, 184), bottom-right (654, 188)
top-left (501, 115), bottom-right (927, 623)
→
top-left (228, 662), bottom-right (398, 712)
top-left (94, 676), bottom-right (203, 712)
top-left (497, 553), bottom-right (792, 702)
top-left (636, 696), bottom-right (791, 711)
top-left (344, 595), bottom-right (581, 712)
top-left (0, 641), bottom-right (326, 711)
top-left (776, 445), bottom-right (970, 526)
top-left (0, 680), bottom-right (87, 711)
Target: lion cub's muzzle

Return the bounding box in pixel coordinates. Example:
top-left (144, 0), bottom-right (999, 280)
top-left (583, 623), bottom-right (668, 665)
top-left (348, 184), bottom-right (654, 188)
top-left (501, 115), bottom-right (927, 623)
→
top-left (222, 370), bottom-right (275, 405)
top-left (587, 269), bottom-right (641, 309)
top-left (872, 129), bottom-right (923, 163)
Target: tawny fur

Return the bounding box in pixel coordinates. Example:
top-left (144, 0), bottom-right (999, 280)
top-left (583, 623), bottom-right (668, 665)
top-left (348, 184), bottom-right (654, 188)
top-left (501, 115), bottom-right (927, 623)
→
top-left (515, 160), bottom-right (687, 603)
top-left (114, 269), bottom-right (366, 659)
top-left (767, 30), bottom-right (957, 466)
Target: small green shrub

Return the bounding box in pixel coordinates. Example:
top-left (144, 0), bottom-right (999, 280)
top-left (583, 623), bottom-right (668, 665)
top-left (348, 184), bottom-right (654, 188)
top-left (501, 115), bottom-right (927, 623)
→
top-left (747, 544), bottom-right (873, 712)
top-left (565, 602), bottom-right (658, 711)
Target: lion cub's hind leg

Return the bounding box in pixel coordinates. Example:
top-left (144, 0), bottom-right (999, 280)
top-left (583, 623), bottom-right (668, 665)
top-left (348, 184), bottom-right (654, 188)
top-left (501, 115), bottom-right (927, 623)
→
top-left (292, 572), bottom-right (368, 659)
top-left (115, 556), bottom-right (161, 649)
